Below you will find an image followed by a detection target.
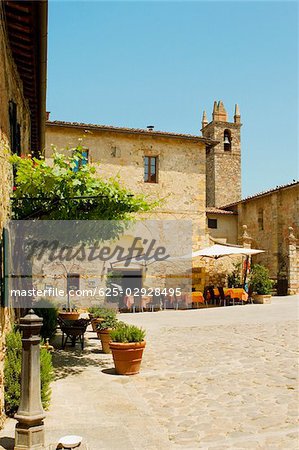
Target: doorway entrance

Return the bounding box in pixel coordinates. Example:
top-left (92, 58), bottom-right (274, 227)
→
top-left (107, 268), bottom-right (143, 308)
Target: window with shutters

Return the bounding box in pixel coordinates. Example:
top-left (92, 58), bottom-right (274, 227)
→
top-left (144, 156), bottom-right (158, 183)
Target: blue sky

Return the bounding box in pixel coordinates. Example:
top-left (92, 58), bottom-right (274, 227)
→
top-left (47, 1), bottom-right (298, 197)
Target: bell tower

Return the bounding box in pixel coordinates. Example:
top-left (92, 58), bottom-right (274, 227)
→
top-left (202, 101), bottom-right (242, 207)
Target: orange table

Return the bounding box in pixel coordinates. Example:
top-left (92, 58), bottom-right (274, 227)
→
top-left (206, 288), bottom-right (248, 304)
top-left (224, 288), bottom-right (248, 302)
top-left (191, 291), bottom-right (205, 308)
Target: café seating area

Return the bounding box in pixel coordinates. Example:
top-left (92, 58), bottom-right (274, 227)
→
top-left (120, 286), bottom-right (252, 313)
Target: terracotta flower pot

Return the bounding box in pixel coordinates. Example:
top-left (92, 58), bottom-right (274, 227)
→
top-left (109, 341), bottom-right (146, 375)
top-left (59, 311), bottom-right (80, 321)
top-left (91, 317), bottom-right (104, 332)
top-left (97, 328), bottom-right (112, 353)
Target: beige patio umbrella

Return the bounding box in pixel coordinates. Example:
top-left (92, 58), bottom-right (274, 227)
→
top-left (191, 243), bottom-right (265, 288)
top-left (191, 244), bottom-right (264, 259)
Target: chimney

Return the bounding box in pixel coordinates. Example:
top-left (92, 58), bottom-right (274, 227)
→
top-left (46, 111), bottom-right (50, 121)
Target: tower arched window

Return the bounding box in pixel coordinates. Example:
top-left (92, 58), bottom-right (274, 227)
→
top-left (223, 129), bottom-right (232, 151)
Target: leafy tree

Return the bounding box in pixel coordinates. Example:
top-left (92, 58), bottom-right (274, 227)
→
top-left (33, 298), bottom-right (58, 340)
top-left (10, 145), bottom-right (156, 222)
top-left (227, 262), bottom-right (242, 288)
top-left (250, 264), bottom-right (273, 295)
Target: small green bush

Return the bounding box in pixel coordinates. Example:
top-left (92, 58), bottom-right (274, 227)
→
top-left (250, 264), bottom-right (273, 295)
top-left (96, 311), bottom-right (118, 331)
top-left (40, 344), bottom-right (53, 410)
top-left (88, 305), bottom-right (117, 319)
top-left (4, 329), bottom-right (21, 415)
top-left (110, 323), bottom-right (146, 343)
top-left (228, 262), bottom-right (242, 288)
top-left (4, 329), bottom-right (54, 416)
top-left (33, 298), bottom-right (58, 340)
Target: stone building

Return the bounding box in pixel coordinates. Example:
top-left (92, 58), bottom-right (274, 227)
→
top-left (222, 182), bottom-right (299, 294)
top-left (45, 99), bottom-right (298, 294)
top-left (44, 121), bottom-right (218, 294)
top-left (45, 121), bottom-right (216, 249)
top-left (0, 0), bottom-right (48, 425)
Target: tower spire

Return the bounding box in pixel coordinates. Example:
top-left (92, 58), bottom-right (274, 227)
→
top-left (212, 100), bottom-right (228, 122)
top-left (234, 103), bottom-right (241, 124)
top-left (212, 101), bottom-right (217, 121)
top-left (202, 110), bottom-right (208, 129)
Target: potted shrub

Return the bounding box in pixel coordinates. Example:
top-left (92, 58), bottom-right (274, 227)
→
top-left (96, 311), bottom-right (118, 353)
top-left (109, 323), bottom-right (146, 375)
top-left (250, 264), bottom-right (273, 304)
top-left (88, 306), bottom-right (115, 332)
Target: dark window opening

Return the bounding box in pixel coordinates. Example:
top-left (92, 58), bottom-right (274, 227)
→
top-left (223, 129), bottom-right (232, 151)
top-left (144, 156), bottom-right (158, 183)
top-left (73, 149), bottom-right (89, 172)
top-left (258, 208), bottom-right (264, 231)
top-left (208, 218), bottom-right (218, 229)
top-left (67, 273), bottom-right (80, 292)
top-left (9, 101), bottom-right (21, 155)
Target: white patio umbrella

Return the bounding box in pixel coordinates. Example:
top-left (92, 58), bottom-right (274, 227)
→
top-left (171, 244), bottom-right (264, 260)
top-left (191, 244), bottom-right (264, 259)
top-left (191, 243), bottom-right (265, 288)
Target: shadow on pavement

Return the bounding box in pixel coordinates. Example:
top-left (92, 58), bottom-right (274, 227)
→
top-left (0, 436), bottom-right (14, 450)
top-left (101, 368), bottom-right (117, 376)
top-left (51, 331), bottom-right (110, 380)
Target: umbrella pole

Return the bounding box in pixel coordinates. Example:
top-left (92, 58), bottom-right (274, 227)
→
top-left (243, 255), bottom-right (249, 289)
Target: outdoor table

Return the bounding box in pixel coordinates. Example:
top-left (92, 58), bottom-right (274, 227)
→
top-left (224, 288), bottom-right (248, 302)
top-left (205, 288), bottom-right (220, 302)
top-left (191, 291), bottom-right (205, 308)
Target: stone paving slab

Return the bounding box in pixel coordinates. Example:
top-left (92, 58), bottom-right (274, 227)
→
top-left (0, 296), bottom-right (298, 449)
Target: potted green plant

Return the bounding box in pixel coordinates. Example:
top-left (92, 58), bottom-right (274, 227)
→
top-left (96, 311), bottom-right (118, 353)
top-left (250, 264), bottom-right (273, 304)
top-left (88, 306), bottom-right (116, 332)
top-left (109, 323), bottom-right (146, 375)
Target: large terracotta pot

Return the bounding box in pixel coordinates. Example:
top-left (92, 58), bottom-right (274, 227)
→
top-left (91, 317), bottom-right (104, 332)
top-left (109, 341), bottom-right (146, 375)
top-left (59, 311), bottom-right (80, 320)
top-left (97, 328), bottom-right (112, 353)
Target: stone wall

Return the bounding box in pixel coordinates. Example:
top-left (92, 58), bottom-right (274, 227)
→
top-left (236, 184), bottom-right (299, 292)
top-left (0, 2), bottom-right (31, 426)
top-left (288, 227), bottom-right (299, 295)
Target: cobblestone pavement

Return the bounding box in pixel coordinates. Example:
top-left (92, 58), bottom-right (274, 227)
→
top-left (0, 296), bottom-right (298, 449)
top-left (122, 296), bottom-right (299, 449)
